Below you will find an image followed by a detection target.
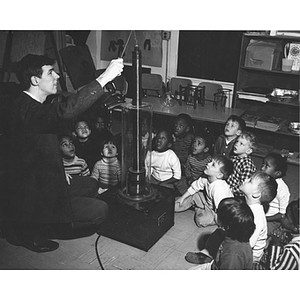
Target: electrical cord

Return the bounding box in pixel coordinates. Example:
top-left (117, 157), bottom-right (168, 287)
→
top-left (95, 234), bottom-right (105, 270)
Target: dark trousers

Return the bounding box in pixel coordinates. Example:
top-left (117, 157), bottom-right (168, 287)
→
top-left (4, 176), bottom-right (108, 240)
top-left (66, 175), bottom-right (108, 230)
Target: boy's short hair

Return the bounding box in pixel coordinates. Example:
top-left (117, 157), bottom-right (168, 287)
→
top-left (175, 113), bottom-right (193, 129)
top-left (17, 54), bottom-right (55, 90)
top-left (252, 171), bottom-right (278, 204)
top-left (240, 131), bottom-right (258, 151)
top-left (217, 197), bottom-right (256, 242)
top-left (213, 155), bottom-right (233, 180)
top-left (265, 152), bottom-right (288, 177)
top-left (227, 115), bottom-right (246, 132)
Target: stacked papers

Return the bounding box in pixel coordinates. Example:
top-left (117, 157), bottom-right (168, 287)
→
top-left (255, 116), bottom-right (286, 131)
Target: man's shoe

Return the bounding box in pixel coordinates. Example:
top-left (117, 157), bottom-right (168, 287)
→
top-left (6, 231), bottom-right (59, 253)
top-left (185, 251), bottom-right (212, 264)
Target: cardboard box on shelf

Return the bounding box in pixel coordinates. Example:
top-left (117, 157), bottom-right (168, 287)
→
top-left (245, 39), bottom-right (282, 70)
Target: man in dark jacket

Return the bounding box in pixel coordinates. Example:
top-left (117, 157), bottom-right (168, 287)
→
top-left (4, 54), bottom-right (123, 253)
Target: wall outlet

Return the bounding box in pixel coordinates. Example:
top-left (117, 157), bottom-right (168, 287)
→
top-left (161, 31), bottom-right (171, 41)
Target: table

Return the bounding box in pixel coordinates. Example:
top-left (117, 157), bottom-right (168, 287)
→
top-left (140, 97), bottom-right (245, 124)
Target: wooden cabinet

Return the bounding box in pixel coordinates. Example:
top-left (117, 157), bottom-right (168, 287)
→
top-left (234, 33), bottom-right (300, 153)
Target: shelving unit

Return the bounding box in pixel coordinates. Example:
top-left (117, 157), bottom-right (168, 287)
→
top-left (234, 33), bottom-right (300, 154)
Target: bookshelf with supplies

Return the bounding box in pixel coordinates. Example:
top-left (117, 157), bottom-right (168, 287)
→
top-left (234, 33), bottom-right (300, 164)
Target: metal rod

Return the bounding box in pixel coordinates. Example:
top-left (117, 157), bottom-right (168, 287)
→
top-left (120, 31), bottom-right (133, 58)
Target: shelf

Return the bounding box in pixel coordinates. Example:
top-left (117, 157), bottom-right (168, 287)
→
top-left (237, 94), bottom-right (299, 107)
top-left (240, 66), bottom-right (300, 76)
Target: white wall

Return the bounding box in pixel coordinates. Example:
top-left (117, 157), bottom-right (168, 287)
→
top-left (87, 30), bottom-right (234, 106)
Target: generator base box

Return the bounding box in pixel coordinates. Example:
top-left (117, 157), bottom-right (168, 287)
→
top-left (245, 39), bottom-right (282, 70)
top-left (99, 185), bottom-right (175, 251)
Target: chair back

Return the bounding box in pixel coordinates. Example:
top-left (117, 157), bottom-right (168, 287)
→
top-left (198, 82), bottom-right (223, 102)
top-left (169, 77), bottom-right (192, 96)
top-left (142, 73), bottom-right (164, 97)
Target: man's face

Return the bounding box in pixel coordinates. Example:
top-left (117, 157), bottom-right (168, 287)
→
top-left (37, 65), bottom-right (60, 99)
top-left (60, 136), bottom-right (75, 159)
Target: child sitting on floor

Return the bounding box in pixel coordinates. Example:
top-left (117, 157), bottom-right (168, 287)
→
top-left (185, 171), bottom-right (277, 268)
top-left (90, 112), bottom-right (113, 148)
top-left (73, 118), bottom-right (100, 171)
top-left (91, 136), bottom-right (121, 194)
top-left (175, 155), bottom-right (233, 227)
top-left (145, 128), bottom-right (181, 189)
top-left (227, 131), bottom-right (257, 197)
top-left (268, 199), bottom-right (299, 270)
top-left (260, 152), bottom-right (290, 235)
top-left (189, 197), bottom-right (256, 270)
top-left (59, 134), bottom-right (90, 177)
top-left (175, 130), bottom-right (212, 195)
top-left (172, 113), bottom-right (194, 167)
top-left (213, 114), bottom-right (246, 159)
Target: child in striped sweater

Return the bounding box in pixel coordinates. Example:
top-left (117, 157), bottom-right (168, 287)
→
top-left (91, 136), bottom-right (121, 194)
top-left (175, 130), bottom-right (212, 195)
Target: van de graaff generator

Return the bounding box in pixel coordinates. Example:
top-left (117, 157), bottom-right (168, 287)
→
top-left (118, 45), bottom-right (156, 206)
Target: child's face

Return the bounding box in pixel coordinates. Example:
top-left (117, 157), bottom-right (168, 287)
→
top-left (102, 142), bottom-right (118, 158)
top-left (60, 136), bottom-right (75, 159)
top-left (260, 156), bottom-right (277, 178)
top-left (174, 119), bottom-right (189, 137)
top-left (155, 131), bottom-right (171, 152)
top-left (94, 117), bottom-right (105, 132)
top-left (204, 159), bottom-right (223, 179)
top-left (233, 136), bottom-right (252, 156)
top-left (75, 121), bottom-right (91, 139)
top-left (192, 137), bottom-right (208, 155)
top-left (224, 120), bottom-right (241, 138)
top-left (239, 177), bottom-right (260, 204)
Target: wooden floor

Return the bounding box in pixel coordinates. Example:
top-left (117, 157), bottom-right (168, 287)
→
top-left (0, 210), bottom-right (216, 270)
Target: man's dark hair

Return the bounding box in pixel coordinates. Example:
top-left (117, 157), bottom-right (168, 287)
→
top-left (17, 54), bottom-right (55, 90)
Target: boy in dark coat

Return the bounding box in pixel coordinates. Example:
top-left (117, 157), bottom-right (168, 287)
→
top-left (4, 54), bottom-right (123, 253)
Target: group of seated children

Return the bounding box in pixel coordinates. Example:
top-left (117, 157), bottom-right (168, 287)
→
top-left (147, 113), bottom-right (298, 270)
top-left (57, 109), bottom-right (298, 270)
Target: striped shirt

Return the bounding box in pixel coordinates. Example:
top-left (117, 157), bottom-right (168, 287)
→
top-left (184, 153), bottom-right (212, 181)
top-left (269, 236), bottom-right (300, 270)
top-left (91, 158), bottom-right (121, 187)
top-left (62, 156), bottom-right (90, 176)
top-left (227, 155), bottom-right (256, 196)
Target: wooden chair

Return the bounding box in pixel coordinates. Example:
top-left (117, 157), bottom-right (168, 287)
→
top-left (142, 73), bottom-right (164, 98)
top-left (168, 77), bottom-right (192, 97)
top-left (198, 82), bottom-right (231, 109)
